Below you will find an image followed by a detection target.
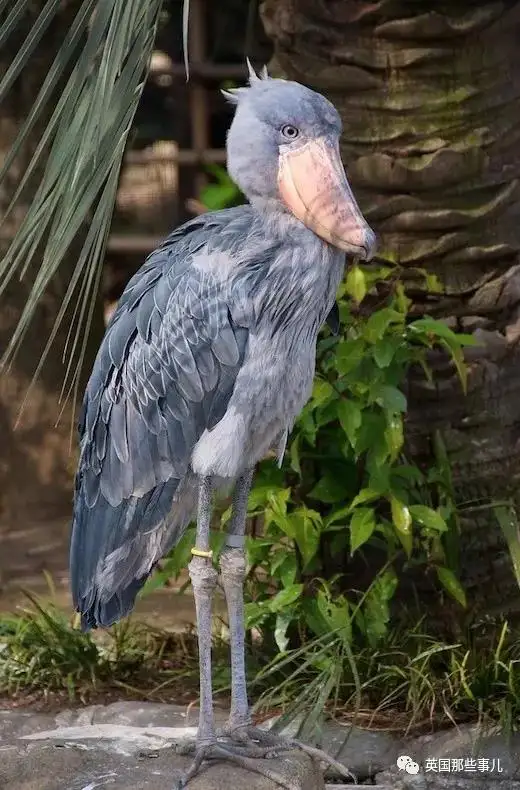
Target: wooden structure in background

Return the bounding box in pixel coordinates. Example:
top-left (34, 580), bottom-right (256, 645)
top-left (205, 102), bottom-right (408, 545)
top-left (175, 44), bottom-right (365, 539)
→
top-left (107, 0), bottom-right (249, 258)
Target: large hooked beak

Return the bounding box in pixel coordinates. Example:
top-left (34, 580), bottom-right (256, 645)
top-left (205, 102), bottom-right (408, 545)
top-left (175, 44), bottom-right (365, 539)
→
top-left (278, 137), bottom-right (376, 260)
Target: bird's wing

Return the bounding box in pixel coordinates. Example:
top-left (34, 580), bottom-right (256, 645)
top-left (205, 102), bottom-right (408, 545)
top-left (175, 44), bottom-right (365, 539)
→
top-left (71, 209), bottom-right (254, 627)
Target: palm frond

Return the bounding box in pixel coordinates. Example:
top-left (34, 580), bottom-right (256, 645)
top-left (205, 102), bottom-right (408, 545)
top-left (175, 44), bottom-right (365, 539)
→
top-left (0, 0), bottom-right (163, 413)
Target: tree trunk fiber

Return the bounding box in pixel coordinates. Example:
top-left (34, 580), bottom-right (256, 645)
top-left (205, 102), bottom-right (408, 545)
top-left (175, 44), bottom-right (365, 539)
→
top-left (260, 0), bottom-right (520, 625)
top-left (0, 5), bottom-right (103, 554)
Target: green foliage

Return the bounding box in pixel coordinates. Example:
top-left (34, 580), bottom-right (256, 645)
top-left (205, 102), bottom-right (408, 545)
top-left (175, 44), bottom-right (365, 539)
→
top-left (237, 265), bottom-right (473, 648)
top-left (0, 591), bottom-right (203, 702)
top-left (199, 164), bottom-right (243, 211)
top-left (252, 619), bottom-right (520, 735)
top-left (0, 0), bottom-right (163, 404)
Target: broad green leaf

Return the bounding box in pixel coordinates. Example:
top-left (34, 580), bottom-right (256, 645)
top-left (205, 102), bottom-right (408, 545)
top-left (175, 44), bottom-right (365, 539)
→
top-left (409, 505), bottom-right (448, 532)
top-left (384, 414), bottom-right (404, 460)
top-left (316, 588), bottom-right (351, 643)
top-left (274, 612), bottom-right (292, 652)
top-left (409, 317), bottom-right (476, 345)
top-left (244, 601), bottom-right (269, 629)
top-left (324, 505), bottom-right (352, 529)
top-left (373, 336), bottom-right (401, 368)
top-left (316, 400), bottom-right (340, 427)
top-left (364, 568), bottom-right (398, 646)
top-left (277, 554), bottom-right (298, 587)
top-left (350, 507), bottom-right (376, 554)
top-left (356, 411), bottom-right (387, 456)
top-left (268, 584), bottom-right (303, 612)
top-left (391, 465), bottom-right (425, 485)
top-left (364, 308), bottom-right (402, 343)
top-left (440, 338), bottom-right (468, 394)
top-left (312, 379), bottom-right (335, 406)
top-left (337, 399), bottom-right (362, 447)
top-left (247, 485), bottom-right (278, 512)
top-left (335, 338), bottom-right (365, 375)
top-left (390, 496), bottom-right (412, 555)
top-left (345, 264), bottom-right (367, 303)
top-left (289, 436), bottom-right (301, 476)
top-left (309, 475), bottom-right (346, 504)
top-left (303, 598), bottom-right (330, 637)
top-left (395, 282), bottom-right (412, 314)
top-left (291, 507), bottom-right (322, 566)
top-left (267, 488), bottom-right (291, 517)
top-left (436, 567), bottom-right (467, 607)
top-left (298, 410), bottom-right (317, 446)
top-left (374, 385), bottom-right (407, 413)
top-left (270, 550), bottom-right (289, 576)
top-left (349, 487), bottom-right (381, 510)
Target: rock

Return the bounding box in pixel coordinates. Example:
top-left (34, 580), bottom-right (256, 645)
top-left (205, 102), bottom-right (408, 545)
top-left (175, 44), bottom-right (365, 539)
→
top-left (376, 723), bottom-right (520, 788)
top-left (261, 713), bottom-right (403, 779)
top-left (0, 740), bottom-right (321, 790)
top-left (0, 710), bottom-right (59, 740)
top-left (0, 703), bottom-right (324, 790)
top-left (55, 701), bottom-right (229, 730)
top-left (0, 701), bottom-right (407, 787)
top-left (320, 721), bottom-right (403, 778)
top-left (54, 703), bottom-right (401, 779)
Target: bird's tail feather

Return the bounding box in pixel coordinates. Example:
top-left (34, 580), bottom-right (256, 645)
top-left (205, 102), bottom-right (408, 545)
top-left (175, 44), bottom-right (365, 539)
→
top-left (70, 472), bottom-right (199, 631)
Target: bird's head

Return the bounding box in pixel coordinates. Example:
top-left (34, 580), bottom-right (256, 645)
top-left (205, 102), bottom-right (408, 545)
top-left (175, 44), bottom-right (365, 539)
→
top-left (223, 61), bottom-right (376, 261)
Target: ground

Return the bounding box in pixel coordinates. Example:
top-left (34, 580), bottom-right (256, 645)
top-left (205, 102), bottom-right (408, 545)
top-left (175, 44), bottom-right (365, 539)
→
top-left (1, 701), bottom-right (520, 789)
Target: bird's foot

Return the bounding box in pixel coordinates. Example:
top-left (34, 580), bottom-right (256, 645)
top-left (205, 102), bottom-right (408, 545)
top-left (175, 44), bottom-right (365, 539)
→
top-left (173, 738), bottom-right (301, 790)
top-left (220, 724), bottom-right (356, 783)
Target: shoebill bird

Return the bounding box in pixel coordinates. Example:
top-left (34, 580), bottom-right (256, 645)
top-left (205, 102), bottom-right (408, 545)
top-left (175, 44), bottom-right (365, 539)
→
top-left (70, 62), bottom-right (376, 788)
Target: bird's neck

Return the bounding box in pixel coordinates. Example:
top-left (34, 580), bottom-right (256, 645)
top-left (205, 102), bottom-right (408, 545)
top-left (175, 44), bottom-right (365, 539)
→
top-left (245, 198), bottom-right (345, 339)
top-left (249, 196), bottom-right (320, 247)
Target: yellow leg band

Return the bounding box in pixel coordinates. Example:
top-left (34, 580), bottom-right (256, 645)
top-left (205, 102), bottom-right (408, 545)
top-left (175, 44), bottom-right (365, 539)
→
top-left (191, 547), bottom-right (213, 559)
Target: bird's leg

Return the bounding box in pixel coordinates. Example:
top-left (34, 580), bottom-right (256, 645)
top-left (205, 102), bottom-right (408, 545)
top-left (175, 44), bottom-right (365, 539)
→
top-left (215, 470), bottom-right (357, 785)
top-left (188, 475), bottom-right (218, 748)
top-left (219, 467), bottom-right (254, 736)
top-left (175, 474), bottom-right (302, 790)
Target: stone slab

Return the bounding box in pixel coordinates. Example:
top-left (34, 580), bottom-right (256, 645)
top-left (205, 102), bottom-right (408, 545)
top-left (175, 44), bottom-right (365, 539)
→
top-left (376, 723), bottom-right (520, 788)
top-left (0, 739), bottom-right (322, 790)
top-left (0, 701), bottom-right (430, 788)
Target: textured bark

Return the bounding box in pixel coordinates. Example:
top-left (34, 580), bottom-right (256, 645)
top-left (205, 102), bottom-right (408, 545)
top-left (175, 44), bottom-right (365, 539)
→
top-left (260, 0), bottom-right (520, 624)
top-left (0, 4), bottom-right (104, 532)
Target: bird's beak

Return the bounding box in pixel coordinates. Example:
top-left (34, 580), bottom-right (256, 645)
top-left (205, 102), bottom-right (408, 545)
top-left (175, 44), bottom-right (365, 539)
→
top-left (278, 137), bottom-right (376, 260)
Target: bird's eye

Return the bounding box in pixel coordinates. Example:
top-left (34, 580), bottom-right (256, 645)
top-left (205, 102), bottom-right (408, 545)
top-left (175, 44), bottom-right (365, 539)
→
top-left (281, 124), bottom-right (299, 140)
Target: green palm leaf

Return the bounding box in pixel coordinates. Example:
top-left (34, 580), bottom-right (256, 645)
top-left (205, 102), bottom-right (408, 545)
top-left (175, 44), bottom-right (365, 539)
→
top-left (0, 0), bottom-right (163, 410)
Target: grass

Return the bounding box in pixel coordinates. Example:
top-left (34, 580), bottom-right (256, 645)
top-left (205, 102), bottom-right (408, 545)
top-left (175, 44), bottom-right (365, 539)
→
top-left (1, 592), bottom-right (520, 736)
top-left (0, 593), bottom-right (204, 708)
top-left (251, 620), bottom-right (520, 737)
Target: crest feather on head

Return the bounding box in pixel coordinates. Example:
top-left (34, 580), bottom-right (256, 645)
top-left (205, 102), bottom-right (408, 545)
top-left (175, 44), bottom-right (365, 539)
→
top-left (221, 58), bottom-right (270, 105)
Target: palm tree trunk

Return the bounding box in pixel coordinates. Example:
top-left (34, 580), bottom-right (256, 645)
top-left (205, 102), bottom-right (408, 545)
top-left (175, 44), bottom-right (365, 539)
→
top-left (0, 4), bottom-right (104, 534)
top-left (260, 0), bottom-right (520, 623)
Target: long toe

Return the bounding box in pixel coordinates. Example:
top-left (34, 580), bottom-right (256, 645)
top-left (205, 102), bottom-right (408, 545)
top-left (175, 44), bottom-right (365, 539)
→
top-left (173, 741), bottom-right (302, 790)
top-left (229, 726), bottom-right (357, 783)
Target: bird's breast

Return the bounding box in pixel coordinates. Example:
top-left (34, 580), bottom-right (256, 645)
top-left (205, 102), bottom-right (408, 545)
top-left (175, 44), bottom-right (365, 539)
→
top-left (191, 329), bottom-right (315, 480)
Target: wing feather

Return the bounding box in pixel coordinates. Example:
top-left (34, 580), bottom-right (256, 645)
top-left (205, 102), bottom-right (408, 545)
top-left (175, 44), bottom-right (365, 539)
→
top-left (71, 208), bottom-right (254, 630)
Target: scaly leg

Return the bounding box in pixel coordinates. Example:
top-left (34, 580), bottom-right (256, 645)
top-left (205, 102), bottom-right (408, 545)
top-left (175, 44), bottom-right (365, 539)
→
top-left (175, 474), bottom-right (300, 790)
top-left (217, 470), bottom-right (356, 785)
top-left (220, 467), bottom-right (255, 735)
